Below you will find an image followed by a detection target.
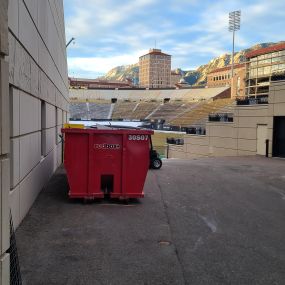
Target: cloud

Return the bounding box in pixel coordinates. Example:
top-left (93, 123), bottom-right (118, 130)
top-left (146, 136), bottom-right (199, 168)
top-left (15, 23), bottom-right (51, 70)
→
top-left (67, 49), bottom-right (146, 77)
top-left (64, 0), bottom-right (285, 77)
top-left (65, 8), bottom-right (92, 39)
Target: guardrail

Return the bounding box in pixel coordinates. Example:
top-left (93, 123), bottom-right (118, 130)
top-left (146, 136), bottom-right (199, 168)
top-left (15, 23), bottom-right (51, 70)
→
top-left (236, 96), bottom-right (268, 105)
top-left (208, 113), bottom-right (234, 122)
top-left (184, 127), bottom-right (206, 135)
top-left (166, 138), bottom-right (184, 145)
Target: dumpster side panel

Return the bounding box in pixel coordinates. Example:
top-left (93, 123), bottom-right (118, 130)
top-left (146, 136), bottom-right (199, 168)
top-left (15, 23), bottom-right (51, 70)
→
top-left (64, 133), bottom-right (89, 198)
top-left (123, 134), bottom-right (150, 198)
top-left (91, 134), bottom-right (122, 197)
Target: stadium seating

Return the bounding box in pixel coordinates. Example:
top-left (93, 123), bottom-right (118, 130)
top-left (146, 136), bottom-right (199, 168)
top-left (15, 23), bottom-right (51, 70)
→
top-left (69, 103), bottom-right (88, 120)
top-left (70, 102), bottom-right (111, 119)
top-left (128, 102), bottom-right (159, 120)
top-left (147, 101), bottom-right (198, 122)
top-left (170, 99), bottom-right (235, 127)
top-left (111, 102), bottom-right (138, 119)
top-left (89, 103), bottom-right (111, 119)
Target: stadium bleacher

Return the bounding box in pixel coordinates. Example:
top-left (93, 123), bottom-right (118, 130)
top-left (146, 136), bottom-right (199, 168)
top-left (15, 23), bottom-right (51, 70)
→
top-left (69, 87), bottom-right (233, 126)
top-left (69, 103), bottom-right (88, 120)
top-left (70, 102), bottom-right (111, 119)
top-left (111, 102), bottom-right (138, 119)
top-left (89, 103), bottom-right (111, 119)
top-left (147, 102), bottom-right (198, 122)
top-left (169, 98), bottom-right (235, 127)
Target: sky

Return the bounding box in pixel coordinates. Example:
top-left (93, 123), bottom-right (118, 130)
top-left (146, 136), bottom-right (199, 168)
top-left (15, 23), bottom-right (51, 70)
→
top-left (64, 0), bottom-right (285, 78)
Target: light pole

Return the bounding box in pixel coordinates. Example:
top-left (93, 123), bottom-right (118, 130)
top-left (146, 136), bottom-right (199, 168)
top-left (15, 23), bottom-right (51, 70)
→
top-left (229, 10), bottom-right (241, 97)
top-left (66, 37), bottom-right (75, 48)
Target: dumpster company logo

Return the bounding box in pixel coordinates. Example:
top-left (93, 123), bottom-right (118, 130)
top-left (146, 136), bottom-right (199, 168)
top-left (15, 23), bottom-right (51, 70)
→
top-left (94, 143), bottom-right (121, 150)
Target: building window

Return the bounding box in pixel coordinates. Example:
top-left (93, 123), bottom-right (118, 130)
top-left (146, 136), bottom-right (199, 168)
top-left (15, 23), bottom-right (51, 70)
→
top-left (264, 66), bottom-right (271, 75)
top-left (258, 67), bottom-right (264, 76)
top-left (250, 68), bottom-right (257, 77)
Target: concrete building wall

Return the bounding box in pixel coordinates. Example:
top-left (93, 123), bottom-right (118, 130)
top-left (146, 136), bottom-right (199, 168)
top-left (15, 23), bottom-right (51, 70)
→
top-left (0, 1), bottom-right (10, 283)
top-left (8, 0), bottom-right (69, 235)
top-left (168, 105), bottom-right (270, 158)
top-left (168, 80), bottom-right (285, 159)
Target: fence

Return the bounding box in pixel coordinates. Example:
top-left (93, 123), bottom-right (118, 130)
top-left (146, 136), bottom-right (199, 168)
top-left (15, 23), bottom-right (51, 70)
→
top-left (208, 113), bottom-right (234, 122)
top-left (236, 96), bottom-right (268, 105)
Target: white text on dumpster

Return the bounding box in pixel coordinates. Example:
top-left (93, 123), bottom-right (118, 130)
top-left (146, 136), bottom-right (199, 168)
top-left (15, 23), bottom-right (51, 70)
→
top-left (128, 135), bottom-right (148, 141)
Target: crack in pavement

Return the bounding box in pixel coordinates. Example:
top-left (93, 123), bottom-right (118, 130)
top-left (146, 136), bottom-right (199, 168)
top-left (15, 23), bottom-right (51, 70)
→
top-left (152, 172), bottom-right (187, 285)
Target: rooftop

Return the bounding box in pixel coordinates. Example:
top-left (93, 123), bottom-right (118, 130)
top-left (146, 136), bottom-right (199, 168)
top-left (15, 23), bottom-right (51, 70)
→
top-left (208, 63), bottom-right (246, 74)
top-left (245, 42), bottom-right (285, 58)
top-left (140, 48), bottom-right (171, 58)
top-left (69, 77), bottom-right (130, 84)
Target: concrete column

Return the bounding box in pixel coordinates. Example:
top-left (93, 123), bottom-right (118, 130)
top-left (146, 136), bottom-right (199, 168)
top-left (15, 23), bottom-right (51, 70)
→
top-left (0, 0), bottom-right (10, 284)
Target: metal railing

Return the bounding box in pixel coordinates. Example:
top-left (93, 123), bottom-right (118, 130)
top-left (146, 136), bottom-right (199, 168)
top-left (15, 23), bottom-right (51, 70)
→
top-left (208, 113), bottom-right (234, 122)
top-left (236, 96), bottom-right (268, 105)
top-left (166, 138), bottom-right (184, 145)
top-left (184, 127), bottom-right (206, 135)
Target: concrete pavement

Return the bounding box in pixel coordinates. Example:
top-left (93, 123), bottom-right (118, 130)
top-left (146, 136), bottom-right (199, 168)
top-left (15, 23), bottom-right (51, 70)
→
top-left (16, 156), bottom-right (285, 284)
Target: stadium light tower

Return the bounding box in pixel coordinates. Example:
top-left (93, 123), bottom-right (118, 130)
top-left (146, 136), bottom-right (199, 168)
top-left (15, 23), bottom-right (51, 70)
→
top-left (229, 10), bottom-right (241, 80)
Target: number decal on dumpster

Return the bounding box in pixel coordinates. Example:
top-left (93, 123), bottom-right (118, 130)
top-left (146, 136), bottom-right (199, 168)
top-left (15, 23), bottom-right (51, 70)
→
top-left (128, 135), bottom-right (148, 141)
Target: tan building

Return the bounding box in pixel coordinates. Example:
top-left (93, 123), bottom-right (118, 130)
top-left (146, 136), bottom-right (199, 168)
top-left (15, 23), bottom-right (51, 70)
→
top-left (207, 64), bottom-right (246, 98)
top-left (139, 49), bottom-right (171, 88)
top-left (171, 71), bottom-right (182, 87)
top-left (245, 43), bottom-right (285, 100)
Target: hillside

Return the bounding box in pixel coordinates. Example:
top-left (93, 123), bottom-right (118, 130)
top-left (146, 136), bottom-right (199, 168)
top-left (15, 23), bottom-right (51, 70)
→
top-left (100, 42), bottom-right (283, 86)
top-left (100, 63), bottom-right (139, 83)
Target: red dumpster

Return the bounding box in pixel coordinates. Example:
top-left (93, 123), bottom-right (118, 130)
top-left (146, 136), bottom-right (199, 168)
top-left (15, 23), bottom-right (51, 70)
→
top-left (61, 127), bottom-right (154, 199)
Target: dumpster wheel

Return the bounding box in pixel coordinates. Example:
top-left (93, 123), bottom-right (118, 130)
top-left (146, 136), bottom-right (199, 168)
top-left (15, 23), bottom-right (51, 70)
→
top-left (151, 158), bottom-right (162, 170)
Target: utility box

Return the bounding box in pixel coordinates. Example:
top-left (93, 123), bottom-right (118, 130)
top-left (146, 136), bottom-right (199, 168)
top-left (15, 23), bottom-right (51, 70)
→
top-left (62, 127), bottom-right (154, 199)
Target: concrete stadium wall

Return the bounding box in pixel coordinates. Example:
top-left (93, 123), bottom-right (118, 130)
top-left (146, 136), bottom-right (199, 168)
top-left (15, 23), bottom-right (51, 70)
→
top-left (69, 87), bottom-right (229, 102)
top-left (0, 1), bottom-right (10, 283)
top-left (168, 105), bottom-right (270, 158)
top-left (8, 0), bottom-right (69, 234)
top-left (267, 80), bottom-right (285, 157)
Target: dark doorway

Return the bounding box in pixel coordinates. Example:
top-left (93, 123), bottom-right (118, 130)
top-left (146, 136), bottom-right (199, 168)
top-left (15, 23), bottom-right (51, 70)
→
top-left (273, 116), bottom-right (285, 157)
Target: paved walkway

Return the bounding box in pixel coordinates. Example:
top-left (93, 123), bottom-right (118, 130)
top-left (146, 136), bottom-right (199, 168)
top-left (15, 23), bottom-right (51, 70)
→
top-left (16, 156), bottom-right (285, 285)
